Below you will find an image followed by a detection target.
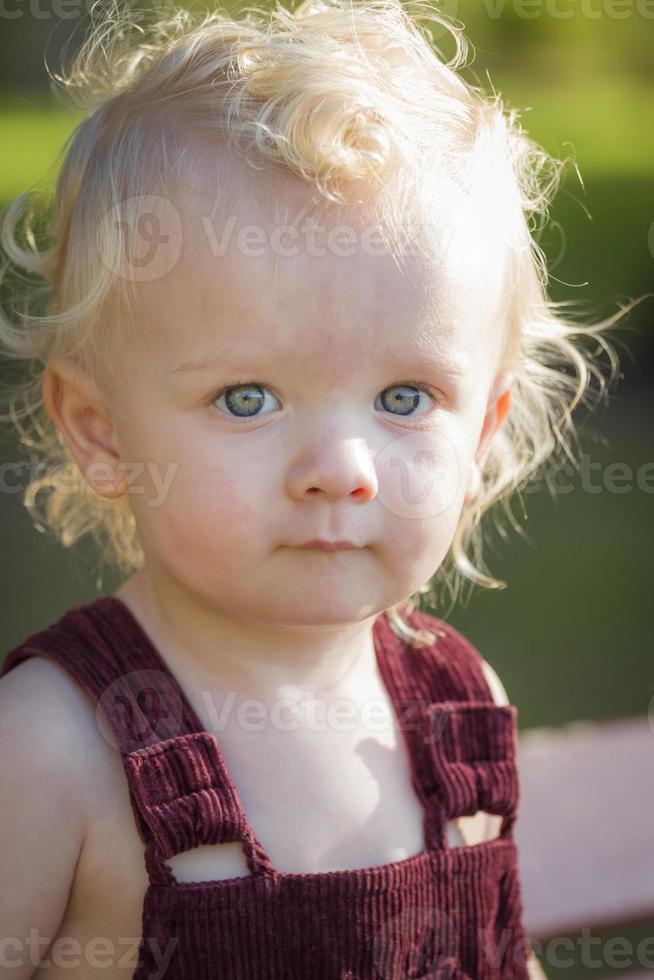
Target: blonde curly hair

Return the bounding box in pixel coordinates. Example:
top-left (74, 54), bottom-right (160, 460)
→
top-left (0, 0), bottom-right (630, 647)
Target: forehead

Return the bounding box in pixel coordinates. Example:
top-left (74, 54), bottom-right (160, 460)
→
top-left (133, 156), bottom-right (508, 373)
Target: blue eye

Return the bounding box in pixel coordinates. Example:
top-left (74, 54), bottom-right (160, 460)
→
top-left (211, 381), bottom-right (437, 422)
top-left (375, 384), bottom-right (436, 418)
top-left (213, 383), bottom-right (280, 420)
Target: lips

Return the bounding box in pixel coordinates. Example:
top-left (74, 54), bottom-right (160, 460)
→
top-left (298, 540), bottom-right (357, 551)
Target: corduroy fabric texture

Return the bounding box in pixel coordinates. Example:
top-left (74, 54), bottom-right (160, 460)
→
top-left (1, 597), bottom-right (532, 979)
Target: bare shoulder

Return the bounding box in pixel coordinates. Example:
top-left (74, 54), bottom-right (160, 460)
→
top-left (0, 655), bottom-right (116, 979)
top-left (1, 653), bottom-right (98, 732)
top-left (479, 657), bottom-right (511, 706)
top-left (0, 655), bottom-right (113, 820)
top-left (525, 948), bottom-right (548, 978)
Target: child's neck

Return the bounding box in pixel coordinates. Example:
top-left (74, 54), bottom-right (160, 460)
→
top-left (115, 569), bottom-right (382, 706)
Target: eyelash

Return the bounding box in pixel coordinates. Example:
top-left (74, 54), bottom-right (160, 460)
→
top-left (209, 380), bottom-right (441, 425)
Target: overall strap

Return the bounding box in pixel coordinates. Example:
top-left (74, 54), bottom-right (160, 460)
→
top-left (377, 609), bottom-right (521, 851)
top-left (0, 597), bottom-right (275, 882)
top-left (2, 598), bottom-right (201, 749)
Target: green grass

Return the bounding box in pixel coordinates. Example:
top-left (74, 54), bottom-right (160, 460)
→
top-left (0, 94), bottom-right (84, 201)
top-left (493, 75), bottom-right (654, 177)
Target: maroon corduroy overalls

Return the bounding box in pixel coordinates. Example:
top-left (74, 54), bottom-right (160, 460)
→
top-left (1, 597), bottom-right (532, 979)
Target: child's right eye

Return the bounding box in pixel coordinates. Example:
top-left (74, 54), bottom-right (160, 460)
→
top-left (212, 382), bottom-right (280, 421)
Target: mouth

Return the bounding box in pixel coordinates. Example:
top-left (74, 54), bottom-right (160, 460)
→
top-left (297, 540), bottom-right (358, 552)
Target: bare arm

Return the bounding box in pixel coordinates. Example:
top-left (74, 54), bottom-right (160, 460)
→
top-left (0, 658), bottom-right (90, 980)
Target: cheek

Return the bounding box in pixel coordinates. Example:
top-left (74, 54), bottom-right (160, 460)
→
top-left (385, 495), bottom-right (463, 565)
top-left (375, 423), bottom-right (469, 529)
top-left (129, 435), bottom-right (262, 559)
top-left (168, 466), bottom-right (259, 536)
top-left (375, 421), bottom-right (472, 577)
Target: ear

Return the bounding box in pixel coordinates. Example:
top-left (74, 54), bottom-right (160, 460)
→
top-left (42, 359), bottom-right (127, 499)
top-left (464, 369), bottom-right (513, 505)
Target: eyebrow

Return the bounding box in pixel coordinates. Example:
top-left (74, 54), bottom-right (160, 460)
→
top-left (170, 347), bottom-right (470, 378)
top-left (171, 351), bottom-right (280, 374)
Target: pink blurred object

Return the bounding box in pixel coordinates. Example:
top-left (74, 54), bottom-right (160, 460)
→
top-left (515, 714), bottom-right (654, 938)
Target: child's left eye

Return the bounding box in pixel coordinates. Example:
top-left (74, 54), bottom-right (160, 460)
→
top-left (374, 383), bottom-right (438, 419)
top-left (210, 381), bottom-right (438, 422)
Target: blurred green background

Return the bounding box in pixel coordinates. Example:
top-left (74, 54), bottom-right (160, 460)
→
top-left (0, 2), bottom-right (652, 975)
top-left (2, 0), bottom-right (651, 725)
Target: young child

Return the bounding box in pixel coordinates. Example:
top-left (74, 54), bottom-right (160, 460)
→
top-left (0, 0), bottom-right (622, 976)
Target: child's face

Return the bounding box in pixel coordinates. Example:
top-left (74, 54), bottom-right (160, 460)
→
top-left (61, 170), bottom-right (511, 627)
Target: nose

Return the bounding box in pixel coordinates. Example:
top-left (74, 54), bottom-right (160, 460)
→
top-left (286, 435), bottom-right (378, 503)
